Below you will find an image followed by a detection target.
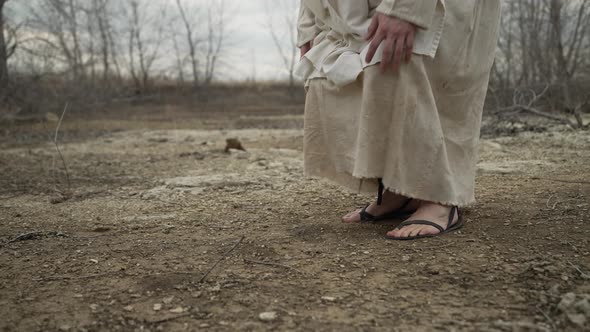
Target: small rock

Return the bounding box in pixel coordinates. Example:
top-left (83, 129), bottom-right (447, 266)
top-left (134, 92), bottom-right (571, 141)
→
top-left (59, 324), bottom-right (71, 331)
top-left (321, 296), bottom-right (336, 302)
top-left (90, 259), bottom-right (99, 264)
top-left (123, 305), bottom-right (134, 312)
top-left (163, 296), bottom-right (175, 304)
top-left (402, 255), bottom-right (411, 262)
top-left (153, 303), bottom-right (162, 311)
top-left (259, 311), bottom-right (278, 322)
top-left (225, 138), bottom-right (246, 152)
top-left (567, 313), bottom-right (587, 327)
top-left (169, 306), bottom-right (184, 313)
top-left (575, 298), bottom-right (590, 315)
top-left (558, 293), bottom-right (577, 312)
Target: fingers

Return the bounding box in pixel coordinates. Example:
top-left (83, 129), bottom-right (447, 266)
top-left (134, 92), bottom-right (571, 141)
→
top-left (380, 38), bottom-right (394, 72)
top-left (366, 15), bottom-right (379, 41)
top-left (365, 32), bottom-right (384, 63)
top-left (391, 35), bottom-right (405, 73)
top-left (405, 31), bottom-right (414, 63)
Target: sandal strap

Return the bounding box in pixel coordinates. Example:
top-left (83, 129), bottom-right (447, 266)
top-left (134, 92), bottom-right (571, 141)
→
top-left (447, 206), bottom-right (458, 229)
top-left (395, 220), bottom-right (445, 233)
top-left (377, 178), bottom-right (384, 206)
top-left (359, 204), bottom-right (376, 222)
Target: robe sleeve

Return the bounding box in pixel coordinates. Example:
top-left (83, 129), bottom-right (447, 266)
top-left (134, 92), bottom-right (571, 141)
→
top-left (376, 0), bottom-right (438, 30)
top-left (297, 3), bottom-right (320, 48)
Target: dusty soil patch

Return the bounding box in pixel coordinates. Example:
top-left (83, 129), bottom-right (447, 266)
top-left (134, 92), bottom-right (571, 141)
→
top-left (1, 113), bottom-right (589, 331)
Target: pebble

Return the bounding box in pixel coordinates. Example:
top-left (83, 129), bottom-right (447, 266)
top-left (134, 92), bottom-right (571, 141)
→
top-left (169, 306), bottom-right (184, 313)
top-left (558, 292), bottom-right (577, 312)
top-left (259, 311), bottom-right (278, 322)
top-left (567, 313), bottom-right (587, 327)
top-left (153, 303), bottom-right (162, 311)
top-left (321, 296), bottom-right (336, 302)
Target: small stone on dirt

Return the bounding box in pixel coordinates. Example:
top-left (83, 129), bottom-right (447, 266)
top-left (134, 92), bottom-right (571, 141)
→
top-left (169, 306), bottom-right (184, 313)
top-left (558, 292), bottom-right (577, 312)
top-left (575, 298), bottom-right (590, 315)
top-left (567, 313), bottom-right (587, 327)
top-left (321, 296), bottom-right (336, 302)
top-left (259, 311), bottom-right (278, 322)
top-left (225, 138), bottom-right (246, 152)
top-left (153, 303), bottom-right (162, 311)
top-left (123, 305), bottom-right (134, 312)
top-left (163, 296), bottom-right (175, 304)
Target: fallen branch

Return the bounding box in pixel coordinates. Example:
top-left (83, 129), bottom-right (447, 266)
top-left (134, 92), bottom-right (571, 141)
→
top-left (32, 271), bottom-right (123, 282)
top-left (198, 236), bottom-right (245, 283)
top-left (568, 260), bottom-right (590, 280)
top-left (1, 231), bottom-right (68, 248)
top-left (493, 85), bottom-right (586, 128)
top-left (532, 177), bottom-right (590, 185)
top-left (145, 312), bottom-right (192, 324)
top-left (53, 102), bottom-right (71, 194)
top-left (244, 258), bottom-right (303, 274)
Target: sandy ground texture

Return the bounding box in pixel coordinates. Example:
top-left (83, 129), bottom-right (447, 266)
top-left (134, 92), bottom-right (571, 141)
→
top-left (1, 113), bottom-right (590, 332)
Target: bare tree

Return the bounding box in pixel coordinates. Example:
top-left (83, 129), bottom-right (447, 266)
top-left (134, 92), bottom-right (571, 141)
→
top-left (264, 0), bottom-right (298, 93)
top-left (0, 0), bottom-right (13, 88)
top-left (203, 0), bottom-right (226, 87)
top-left (491, 0), bottom-right (590, 128)
top-left (173, 0), bottom-right (227, 88)
top-left (174, 0), bottom-right (200, 86)
top-left (124, 0), bottom-right (167, 91)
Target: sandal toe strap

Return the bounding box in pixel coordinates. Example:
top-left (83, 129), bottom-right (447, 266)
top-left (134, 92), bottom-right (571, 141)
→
top-left (395, 220), bottom-right (445, 233)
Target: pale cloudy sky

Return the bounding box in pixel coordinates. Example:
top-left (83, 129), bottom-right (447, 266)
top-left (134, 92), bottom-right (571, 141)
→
top-left (7, 0), bottom-right (300, 82)
top-left (229, 1), bottom-right (299, 81)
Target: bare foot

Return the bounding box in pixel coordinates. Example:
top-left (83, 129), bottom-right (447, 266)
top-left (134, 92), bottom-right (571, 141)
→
top-left (386, 202), bottom-right (459, 239)
top-left (341, 190), bottom-right (416, 223)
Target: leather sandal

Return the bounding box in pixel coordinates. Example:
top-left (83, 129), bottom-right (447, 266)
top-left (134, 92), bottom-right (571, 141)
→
top-left (357, 198), bottom-right (415, 223)
top-left (385, 206), bottom-right (464, 240)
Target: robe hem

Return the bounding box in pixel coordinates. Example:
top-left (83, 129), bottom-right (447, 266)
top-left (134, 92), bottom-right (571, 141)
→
top-left (304, 169), bottom-right (476, 208)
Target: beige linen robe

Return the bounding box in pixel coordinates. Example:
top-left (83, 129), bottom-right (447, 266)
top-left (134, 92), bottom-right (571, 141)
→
top-left (298, 0), bottom-right (501, 206)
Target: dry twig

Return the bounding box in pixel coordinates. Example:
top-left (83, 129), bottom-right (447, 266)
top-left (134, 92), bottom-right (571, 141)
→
top-left (533, 177), bottom-right (590, 185)
top-left (568, 260), bottom-right (590, 279)
top-left (145, 313), bottom-right (192, 324)
top-left (244, 258), bottom-right (303, 274)
top-left (494, 85), bottom-right (584, 128)
top-left (32, 271), bottom-right (123, 282)
top-left (198, 236), bottom-right (245, 283)
top-left (53, 102), bottom-right (71, 194)
top-left (1, 231), bottom-right (68, 248)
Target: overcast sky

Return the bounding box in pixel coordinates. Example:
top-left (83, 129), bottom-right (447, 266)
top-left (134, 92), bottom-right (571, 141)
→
top-left (230, 1), bottom-right (299, 81)
top-left (7, 0), bottom-right (300, 82)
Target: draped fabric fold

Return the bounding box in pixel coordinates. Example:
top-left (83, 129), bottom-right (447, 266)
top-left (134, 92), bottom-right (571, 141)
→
top-left (295, 0), bottom-right (445, 87)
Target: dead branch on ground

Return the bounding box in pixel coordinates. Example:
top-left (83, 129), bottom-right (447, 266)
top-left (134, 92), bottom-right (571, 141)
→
top-left (52, 102), bottom-right (72, 198)
top-left (244, 258), bottom-right (303, 274)
top-left (494, 86), bottom-right (588, 129)
top-left (198, 236), bottom-right (244, 283)
top-left (1, 231), bottom-right (68, 248)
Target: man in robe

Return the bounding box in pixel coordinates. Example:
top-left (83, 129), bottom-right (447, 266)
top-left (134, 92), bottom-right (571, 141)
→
top-left (297, 0), bottom-right (501, 240)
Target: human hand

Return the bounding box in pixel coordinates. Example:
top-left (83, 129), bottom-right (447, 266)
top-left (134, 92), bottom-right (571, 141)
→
top-left (365, 13), bottom-right (417, 73)
top-left (300, 42), bottom-right (312, 58)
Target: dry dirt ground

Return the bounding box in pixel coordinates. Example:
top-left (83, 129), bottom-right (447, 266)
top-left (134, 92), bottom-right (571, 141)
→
top-left (1, 107), bottom-right (589, 332)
